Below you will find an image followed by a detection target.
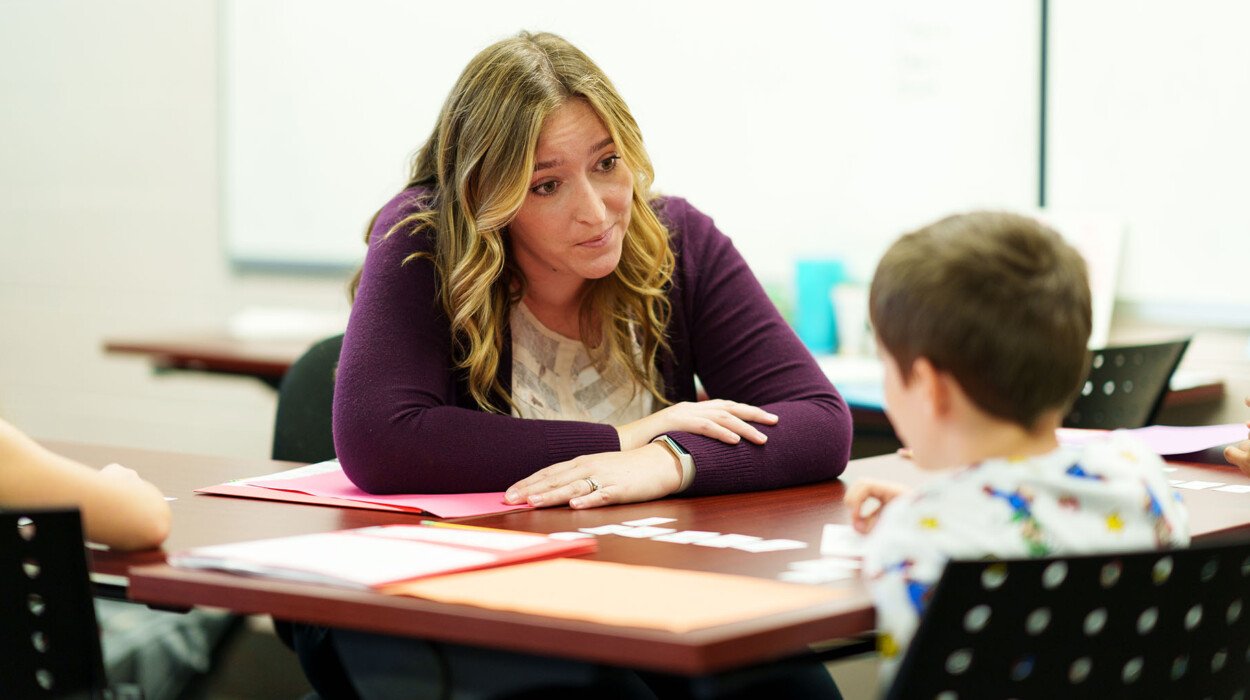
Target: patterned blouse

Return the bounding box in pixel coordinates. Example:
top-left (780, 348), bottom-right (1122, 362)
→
top-left (863, 432), bottom-right (1191, 687)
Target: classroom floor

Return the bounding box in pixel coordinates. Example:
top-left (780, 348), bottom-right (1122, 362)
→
top-left (181, 616), bottom-right (881, 699)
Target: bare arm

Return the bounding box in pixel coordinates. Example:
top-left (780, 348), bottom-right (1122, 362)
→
top-left (0, 419), bottom-right (171, 551)
top-left (1226, 397), bottom-right (1250, 475)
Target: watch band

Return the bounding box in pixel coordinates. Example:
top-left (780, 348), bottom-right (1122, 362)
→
top-left (652, 434), bottom-right (695, 492)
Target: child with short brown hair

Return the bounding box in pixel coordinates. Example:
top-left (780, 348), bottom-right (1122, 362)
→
top-left (847, 211), bottom-right (1189, 688)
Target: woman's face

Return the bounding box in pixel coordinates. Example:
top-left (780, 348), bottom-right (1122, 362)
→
top-left (508, 98), bottom-right (633, 299)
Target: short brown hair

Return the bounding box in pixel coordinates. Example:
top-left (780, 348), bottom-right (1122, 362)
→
top-left (869, 211), bottom-right (1092, 429)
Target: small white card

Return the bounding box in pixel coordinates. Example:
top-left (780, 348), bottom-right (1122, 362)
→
top-left (578, 524), bottom-right (637, 536)
top-left (790, 557), bottom-right (862, 572)
top-left (693, 534), bottom-right (763, 548)
top-left (1214, 484), bottom-right (1250, 494)
top-left (734, 539), bottom-right (808, 553)
top-left (651, 530), bottom-right (721, 544)
top-left (547, 531), bottom-right (597, 540)
top-left (616, 526), bottom-right (678, 539)
top-left (821, 524), bottom-right (866, 557)
top-left (1172, 480), bottom-right (1226, 490)
top-left (622, 517), bottom-right (677, 527)
top-left (779, 569), bottom-right (856, 584)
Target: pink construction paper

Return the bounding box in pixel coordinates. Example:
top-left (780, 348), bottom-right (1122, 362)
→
top-left (1058, 424), bottom-right (1246, 456)
top-left (1125, 424), bottom-right (1247, 456)
top-left (248, 470), bottom-right (531, 518)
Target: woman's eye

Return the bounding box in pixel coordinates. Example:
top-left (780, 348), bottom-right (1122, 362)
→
top-left (597, 155), bottom-right (620, 172)
top-left (530, 181), bottom-right (559, 196)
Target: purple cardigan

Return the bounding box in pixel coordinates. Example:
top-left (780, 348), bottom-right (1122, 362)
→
top-left (333, 189), bottom-right (852, 495)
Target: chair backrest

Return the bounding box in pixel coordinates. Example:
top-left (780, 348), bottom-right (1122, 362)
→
top-left (0, 508), bottom-right (107, 697)
top-left (886, 541), bottom-right (1250, 699)
top-left (272, 334), bottom-right (344, 464)
top-left (1063, 338), bottom-right (1190, 430)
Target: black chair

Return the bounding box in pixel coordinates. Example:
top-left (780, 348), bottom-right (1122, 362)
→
top-left (272, 334), bottom-right (344, 464)
top-left (0, 508), bottom-right (128, 698)
top-left (886, 541), bottom-right (1250, 699)
top-left (1063, 338), bottom-right (1190, 430)
top-left (269, 334), bottom-right (346, 667)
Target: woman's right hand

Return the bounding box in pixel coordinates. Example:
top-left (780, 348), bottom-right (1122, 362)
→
top-left (615, 399), bottom-right (778, 451)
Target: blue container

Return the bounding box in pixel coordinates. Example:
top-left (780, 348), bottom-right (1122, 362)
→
top-left (795, 259), bottom-right (847, 354)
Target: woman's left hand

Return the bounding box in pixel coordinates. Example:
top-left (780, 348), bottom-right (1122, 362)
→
top-left (504, 443), bottom-right (682, 509)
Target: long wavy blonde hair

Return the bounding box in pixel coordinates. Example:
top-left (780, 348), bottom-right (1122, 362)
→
top-left (351, 31), bottom-right (674, 413)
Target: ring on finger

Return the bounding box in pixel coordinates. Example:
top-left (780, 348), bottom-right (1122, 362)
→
top-left (584, 476), bottom-right (601, 492)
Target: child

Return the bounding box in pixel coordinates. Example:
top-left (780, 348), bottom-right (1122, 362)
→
top-left (844, 211), bottom-right (1190, 689)
top-left (1226, 396), bottom-right (1250, 473)
top-left (0, 417), bottom-right (169, 550)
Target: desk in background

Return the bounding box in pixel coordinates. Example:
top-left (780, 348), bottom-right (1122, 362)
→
top-left (104, 333), bottom-right (1226, 409)
top-left (51, 441), bottom-right (1250, 676)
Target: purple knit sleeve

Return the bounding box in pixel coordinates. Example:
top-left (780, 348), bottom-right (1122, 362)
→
top-left (658, 198), bottom-right (853, 495)
top-left (332, 190), bottom-right (620, 494)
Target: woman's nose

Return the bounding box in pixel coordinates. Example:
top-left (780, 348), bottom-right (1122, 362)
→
top-left (574, 178), bottom-right (608, 226)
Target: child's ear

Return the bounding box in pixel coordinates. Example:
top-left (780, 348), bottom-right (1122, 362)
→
top-left (910, 357), bottom-right (952, 418)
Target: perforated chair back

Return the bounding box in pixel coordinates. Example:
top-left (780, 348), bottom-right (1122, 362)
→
top-left (0, 508), bottom-right (106, 697)
top-left (1063, 338), bottom-right (1190, 430)
top-left (272, 334), bottom-right (344, 464)
top-left (886, 542), bottom-right (1250, 699)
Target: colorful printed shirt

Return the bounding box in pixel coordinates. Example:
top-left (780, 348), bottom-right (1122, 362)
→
top-left (863, 433), bottom-right (1190, 686)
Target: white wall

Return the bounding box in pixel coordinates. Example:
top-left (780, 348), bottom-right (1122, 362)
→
top-left (0, 0), bottom-right (350, 458)
top-left (0, 0), bottom-right (1246, 463)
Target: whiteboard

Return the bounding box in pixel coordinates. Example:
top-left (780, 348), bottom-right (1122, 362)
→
top-left (220, 0), bottom-right (1040, 284)
top-left (1048, 0), bottom-right (1248, 313)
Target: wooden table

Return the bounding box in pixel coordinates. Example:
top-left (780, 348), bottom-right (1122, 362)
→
top-left (53, 441), bottom-right (1250, 675)
top-left (103, 335), bottom-right (319, 389)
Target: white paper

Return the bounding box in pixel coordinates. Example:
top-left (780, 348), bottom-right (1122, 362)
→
top-left (1172, 480), bottom-right (1225, 491)
top-left (651, 530), bottom-right (721, 544)
top-left (622, 517), bottom-right (677, 527)
top-left (1214, 485), bottom-right (1250, 494)
top-left (790, 558), bottom-right (862, 572)
top-left (693, 534), bottom-right (763, 549)
top-left (364, 525), bottom-right (547, 551)
top-left (821, 524), bottom-right (866, 557)
top-left (615, 526), bottom-right (678, 539)
top-left (734, 539), bottom-right (808, 553)
top-left (578, 524), bottom-right (638, 536)
top-left (779, 569), bottom-right (857, 584)
top-left (547, 531), bottom-right (596, 540)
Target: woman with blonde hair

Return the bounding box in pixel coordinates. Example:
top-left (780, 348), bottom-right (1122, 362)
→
top-left (335, 30), bottom-right (850, 510)
top-left (308, 30), bottom-right (850, 698)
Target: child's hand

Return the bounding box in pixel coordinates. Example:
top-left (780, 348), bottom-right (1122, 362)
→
top-left (845, 478), bottom-right (910, 534)
top-left (99, 463), bottom-right (141, 482)
top-left (1225, 397), bottom-right (1250, 475)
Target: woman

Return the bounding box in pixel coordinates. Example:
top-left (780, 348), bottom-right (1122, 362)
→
top-left (305, 31), bottom-right (851, 699)
top-left (335, 31), bottom-right (852, 509)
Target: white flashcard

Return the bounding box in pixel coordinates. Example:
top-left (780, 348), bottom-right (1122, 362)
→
top-left (734, 539), bottom-right (808, 553)
top-left (622, 517), bottom-right (677, 527)
top-left (547, 531), bottom-right (597, 540)
top-left (1161, 466), bottom-right (1179, 472)
top-left (821, 524), bottom-right (866, 557)
top-left (1214, 484), bottom-right (1250, 494)
top-left (651, 530), bottom-right (721, 544)
top-left (616, 526), bottom-right (677, 539)
top-left (578, 524), bottom-right (637, 536)
top-left (790, 558), bottom-right (862, 572)
top-left (779, 569), bottom-right (856, 585)
top-left (693, 534), bottom-right (763, 548)
top-left (1172, 480), bottom-right (1226, 490)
